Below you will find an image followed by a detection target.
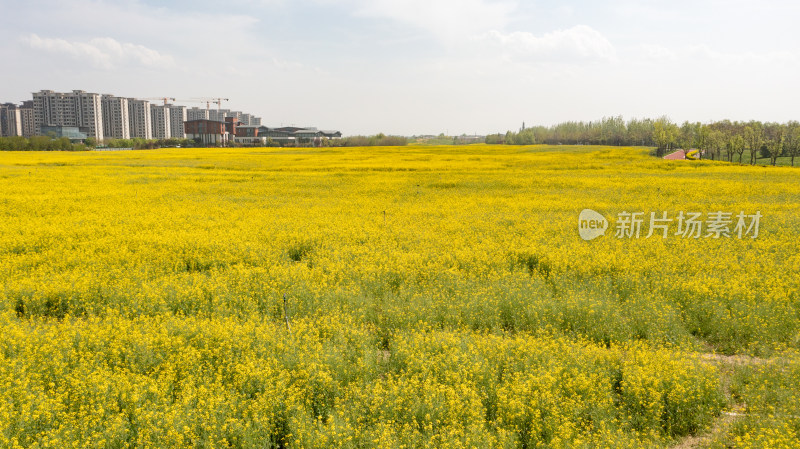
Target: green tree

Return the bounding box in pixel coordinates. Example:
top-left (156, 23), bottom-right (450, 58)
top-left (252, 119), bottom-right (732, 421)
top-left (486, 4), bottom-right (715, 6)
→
top-left (726, 135), bottom-right (744, 162)
top-left (733, 134), bottom-right (746, 163)
top-left (744, 123), bottom-right (763, 164)
top-left (779, 121), bottom-right (800, 166)
top-left (0, 136), bottom-right (28, 151)
top-left (707, 130), bottom-right (724, 161)
top-left (29, 136), bottom-right (51, 150)
top-left (515, 128), bottom-right (536, 145)
top-left (678, 121), bottom-right (699, 153)
top-left (627, 118), bottom-right (654, 146)
top-left (485, 134), bottom-right (504, 144)
top-left (696, 125), bottom-right (710, 160)
top-left (767, 134), bottom-right (784, 166)
top-left (55, 137), bottom-right (72, 151)
top-left (653, 117), bottom-right (678, 156)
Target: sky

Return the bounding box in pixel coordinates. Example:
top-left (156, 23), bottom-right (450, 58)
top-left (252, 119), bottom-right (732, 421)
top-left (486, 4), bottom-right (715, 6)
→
top-left (1, 0), bottom-right (799, 136)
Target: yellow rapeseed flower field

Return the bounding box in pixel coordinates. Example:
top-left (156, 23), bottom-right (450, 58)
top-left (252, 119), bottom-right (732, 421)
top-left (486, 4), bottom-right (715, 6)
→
top-left (0, 145), bottom-right (798, 447)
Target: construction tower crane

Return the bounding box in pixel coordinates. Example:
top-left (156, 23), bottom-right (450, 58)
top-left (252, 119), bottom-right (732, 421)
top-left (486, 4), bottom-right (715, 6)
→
top-left (141, 97), bottom-right (176, 106)
top-left (175, 97), bottom-right (229, 111)
top-left (187, 97), bottom-right (230, 112)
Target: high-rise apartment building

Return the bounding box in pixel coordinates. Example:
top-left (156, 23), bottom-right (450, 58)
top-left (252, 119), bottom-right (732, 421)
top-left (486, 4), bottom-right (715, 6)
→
top-left (19, 101), bottom-right (35, 137)
top-left (208, 108), bottom-right (230, 122)
top-left (150, 104), bottom-right (171, 139)
top-left (75, 91), bottom-right (104, 141)
top-left (101, 95), bottom-right (130, 139)
top-left (227, 111), bottom-right (242, 123)
top-left (167, 105), bottom-right (187, 138)
top-left (31, 90), bottom-right (104, 140)
top-left (32, 90), bottom-right (69, 136)
top-left (127, 99), bottom-right (152, 139)
top-left (0, 103), bottom-right (22, 137)
top-left (18, 90), bottom-right (262, 142)
top-left (186, 107), bottom-right (209, 122)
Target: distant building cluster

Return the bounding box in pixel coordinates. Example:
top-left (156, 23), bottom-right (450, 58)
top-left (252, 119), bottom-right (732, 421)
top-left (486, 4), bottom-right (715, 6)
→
top-left (184, 120), bottom-right (342, 146)
top-left (0, 90), bottom-right (265, 143)
top-left (0, 101), bottom-right (34, 139)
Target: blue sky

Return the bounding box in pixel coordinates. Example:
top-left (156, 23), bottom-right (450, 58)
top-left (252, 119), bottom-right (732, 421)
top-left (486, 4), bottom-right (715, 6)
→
top-left (2, 0), bottom-right (799, 135)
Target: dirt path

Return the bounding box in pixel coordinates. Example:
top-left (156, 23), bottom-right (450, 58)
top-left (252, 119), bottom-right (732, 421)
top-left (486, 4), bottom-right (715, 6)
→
top-left (699, 353), bottom-right (769, 366)
top-left (672, 403), bottom-right (745, 449)
top-left (670, 352), bottom-right (764, 448)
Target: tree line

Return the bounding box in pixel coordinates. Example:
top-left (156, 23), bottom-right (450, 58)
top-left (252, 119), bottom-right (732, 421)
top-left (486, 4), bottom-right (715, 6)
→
top-left (111, 133), bottom-right (408, 148)
top-left (0, 136), bottom-right (198, 151)
top-left (0, 135), bottom-right (89, 151)
top-left (489, 117), bottom-right (800, 166)
top-left (327, 133), bottom-right (407, 147)
top-left (232, 134), bottom-right (408, 147)
top-left (104, 137), bottom-right (197, 149)
top-left (0, 134), bottom-right (409, 151)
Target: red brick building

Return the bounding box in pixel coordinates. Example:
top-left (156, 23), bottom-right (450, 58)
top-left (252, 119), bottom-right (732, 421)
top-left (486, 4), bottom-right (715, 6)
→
top-left (184, 118), bottom-right (238, 145)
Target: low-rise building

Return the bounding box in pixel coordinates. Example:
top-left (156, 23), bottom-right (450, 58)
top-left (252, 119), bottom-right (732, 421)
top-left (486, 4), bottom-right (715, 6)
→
top-left (232, 125), bottom-right (342, 146)
top-left (233, 125), bottom-right (260, 144)
top-left (41, 125), bottom-right (87, 141)
top-left (184, 118), bottom-right (237, 145)
top-left (227, 111), bottom-right (242, 123)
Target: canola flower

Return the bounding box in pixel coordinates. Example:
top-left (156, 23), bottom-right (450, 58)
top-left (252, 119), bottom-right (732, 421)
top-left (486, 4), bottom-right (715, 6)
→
top-left (0, 145), bottom-right (798, 447)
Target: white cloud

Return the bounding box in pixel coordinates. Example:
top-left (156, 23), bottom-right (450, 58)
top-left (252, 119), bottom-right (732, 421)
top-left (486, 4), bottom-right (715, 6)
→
top-left (23, 34), bottom-right (175, 70)
top-left (475, 25), bottom-right (617, 63)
